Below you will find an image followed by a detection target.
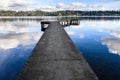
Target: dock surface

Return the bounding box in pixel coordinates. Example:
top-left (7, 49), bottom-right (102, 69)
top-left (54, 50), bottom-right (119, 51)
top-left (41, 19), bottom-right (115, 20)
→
top-left (17, 21), bottom-right (98, 80)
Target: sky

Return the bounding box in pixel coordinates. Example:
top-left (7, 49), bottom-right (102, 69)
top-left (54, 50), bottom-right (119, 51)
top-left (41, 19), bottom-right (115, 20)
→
top-left (0, 0), bottom-right (120, 11)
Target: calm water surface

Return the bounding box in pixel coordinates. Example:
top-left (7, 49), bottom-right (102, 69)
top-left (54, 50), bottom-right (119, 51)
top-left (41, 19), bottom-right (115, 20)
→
top-left (0, 18), bottom-right (43, 80)
top-left (0, 17), bottom-right (120, 80)
top-left (65, 19), bottom-right (120, 80)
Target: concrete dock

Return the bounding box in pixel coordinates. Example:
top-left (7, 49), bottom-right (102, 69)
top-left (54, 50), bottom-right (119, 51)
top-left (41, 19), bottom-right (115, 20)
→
top-left (17, 21), bottom-right (98, 80)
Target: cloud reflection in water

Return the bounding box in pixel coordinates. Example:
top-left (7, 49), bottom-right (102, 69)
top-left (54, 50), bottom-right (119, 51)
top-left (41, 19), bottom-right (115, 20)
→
top-left (0, 20), bottom-right (43, 80)
top-left (0, 33), bottom-right (42, 50)
top-left (0, 21), bottom-right (41, 33)
top-left (65, 19), bottom-right (120, 80)
top-left (102, 29), bottom-right (120, 55)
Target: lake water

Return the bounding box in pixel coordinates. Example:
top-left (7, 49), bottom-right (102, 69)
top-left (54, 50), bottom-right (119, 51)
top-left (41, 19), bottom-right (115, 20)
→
top-left (0, 17), bottom-right (120, 80)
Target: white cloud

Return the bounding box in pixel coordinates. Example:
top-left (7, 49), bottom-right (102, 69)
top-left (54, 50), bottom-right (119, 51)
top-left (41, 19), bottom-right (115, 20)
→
top-left (0, 21), bottom-right (43, 50)
top-left (0, 33), bottom-right (42, 50)
top-left (39, 1), bottom-right (119, 11)
top-left (88, 4), bottom-right (102, 8)
top-left (71, 25), bottom-right (83, 29)
top-left (56, 3), bottom-right (70, 10)
top-left (71, 2), bottom-right (87, 8)
top-left (110, 29), bottom-right (120, 38)
top-left (39, 2), bottom-right (103, 11)
top-left (102, 37), bottom-right (120, 55)
top-left (0, 0), bottom-right (34, 11)
top-left (40, 6), bottom-right (57, 12)
top-left (0, 21), bottom-right (39, 33)
top-left (56, 3), bottom-right (65, 9)
top-left (102, 29), bottom-right (120, 55)
top-left (79, 33), bottom-right (85, 39)
top-left (67, 31), bottom-right (75, 35)
top-left (0, 0), bottom-right (119, 11)
top-left (55, 2), bottom-right (102, 10)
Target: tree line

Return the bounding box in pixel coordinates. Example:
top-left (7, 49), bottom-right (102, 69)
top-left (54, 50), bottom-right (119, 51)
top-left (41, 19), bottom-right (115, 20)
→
top-left (0, 10), bottom-right (120, 16)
